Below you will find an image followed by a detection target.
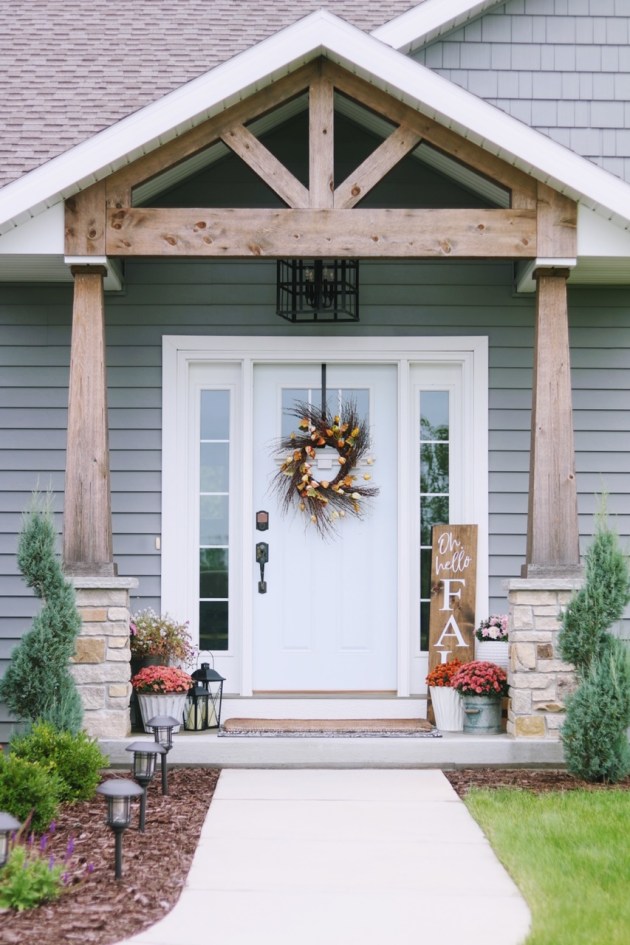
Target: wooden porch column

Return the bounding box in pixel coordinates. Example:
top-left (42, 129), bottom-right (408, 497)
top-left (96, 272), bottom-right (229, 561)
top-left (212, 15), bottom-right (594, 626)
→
top-left (63, 265), bottom-right (115, 576)
top-left (523, 268), bottom-right (580, 576)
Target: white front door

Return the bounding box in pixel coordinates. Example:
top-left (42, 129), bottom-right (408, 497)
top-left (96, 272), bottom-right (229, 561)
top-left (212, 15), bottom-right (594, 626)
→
top-left (251, 363), bottom-right (398, 692)
top-left (161, 336), bottom-right (489, 701)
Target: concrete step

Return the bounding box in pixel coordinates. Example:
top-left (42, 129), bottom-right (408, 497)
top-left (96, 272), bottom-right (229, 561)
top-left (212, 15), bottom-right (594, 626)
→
top-left (100, 730), bottom-right (564, 769)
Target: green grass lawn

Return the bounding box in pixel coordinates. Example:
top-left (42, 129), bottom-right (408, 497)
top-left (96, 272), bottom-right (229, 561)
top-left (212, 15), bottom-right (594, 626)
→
top-left (465, 789), bottom-right (630, 945)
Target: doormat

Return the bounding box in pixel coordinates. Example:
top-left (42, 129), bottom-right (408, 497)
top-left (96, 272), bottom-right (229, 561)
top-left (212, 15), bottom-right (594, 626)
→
top-left (218, 718), bottom-right (441, 738)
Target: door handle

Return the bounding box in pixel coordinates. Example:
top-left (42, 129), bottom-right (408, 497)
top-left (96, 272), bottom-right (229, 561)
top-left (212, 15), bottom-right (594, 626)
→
top-left (256, 542), bottom-right (269, 594)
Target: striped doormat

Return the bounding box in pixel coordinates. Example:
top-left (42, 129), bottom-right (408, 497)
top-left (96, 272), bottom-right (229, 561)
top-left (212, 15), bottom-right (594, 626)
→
top-left (218, 718), bottom-right (440, 737)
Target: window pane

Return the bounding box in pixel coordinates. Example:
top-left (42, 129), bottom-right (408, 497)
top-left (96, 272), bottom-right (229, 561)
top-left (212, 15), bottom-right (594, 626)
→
top-left (200, 443), bottom-right (229, 492)
top-left (201, 390), bottom-right (230, 439)
top-left (199, 601), bottom-right (229, 651)
top-left (420, 496), bottom-right (450, 546)
top-left (420, 443), bottom-right (449, 494)
top-left (199, 548), bottom-right (229, 598)
top-left (420, 547), bottom-right (433, 600)
top-left (200, 495), bottom-right (229, 545)
top-left (281, 388), bottom-right (309, 438)
top-left (420, 391), bottom-right (449, 434)
top-left (420, 601), bottom-right (431, 652)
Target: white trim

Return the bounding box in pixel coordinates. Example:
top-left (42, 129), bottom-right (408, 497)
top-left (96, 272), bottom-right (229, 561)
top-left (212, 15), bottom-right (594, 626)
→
top-left (161, 335), bottom-right (488, 699)
top-left (4, 10), bottom-right (630, 235)
top-left (373, 0), bottom-right (502, 53)
top-left (515, 257), bottom-right (578, 295)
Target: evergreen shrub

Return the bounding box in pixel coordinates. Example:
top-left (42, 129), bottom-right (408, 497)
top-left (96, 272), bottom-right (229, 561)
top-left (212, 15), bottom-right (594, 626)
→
top-left (0, 495), bottom-right (83, 733)
top-left (10, 722), bottom-right (106, 803)
top-left (559, 513), bottom-right (630, 783)
top-left (0, 754), bottom-right (61, 832)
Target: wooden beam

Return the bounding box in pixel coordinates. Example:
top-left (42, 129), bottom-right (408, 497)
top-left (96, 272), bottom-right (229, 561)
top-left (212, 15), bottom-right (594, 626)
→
top-left (64, 266), bottom-right (115, 576)
top-left (220, 122), bottom-right (309, 208)
top-left (323, 61), bottom-right (537, 205)
top-left (106, 207), bottom-right (536, 257)
top-left (536, 183), bottom-right (577, 257)
top-left (335, 124), bottom-right (422, 209)
top-left (523, 268), bottom-right (580, 576)
top-left (105, 62), bottom-right (317, 208)
top-left (65, 181), bottom-right (106, 255)
top-left (309, 74), bottom-right (335, 208)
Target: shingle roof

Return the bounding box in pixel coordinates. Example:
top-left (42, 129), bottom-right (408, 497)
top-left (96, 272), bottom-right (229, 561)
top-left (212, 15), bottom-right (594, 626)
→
top-left (0, 0), bottom-right (420, 189)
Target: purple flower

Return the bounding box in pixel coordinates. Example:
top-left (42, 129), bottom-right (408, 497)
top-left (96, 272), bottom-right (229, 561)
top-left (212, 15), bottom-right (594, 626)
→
top-left (48, 821), bottom-right (56, 834)
top-left (49, 854), bottom-right (55, 869)
top-left (40, 834), bottom-right (48, 852)
top-left (65, 837), bottom-right (75, 860)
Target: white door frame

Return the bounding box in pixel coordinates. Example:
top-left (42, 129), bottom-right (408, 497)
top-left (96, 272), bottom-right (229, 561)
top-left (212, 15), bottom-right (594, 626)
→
top-left (162, 335), bottom-right (488, 698)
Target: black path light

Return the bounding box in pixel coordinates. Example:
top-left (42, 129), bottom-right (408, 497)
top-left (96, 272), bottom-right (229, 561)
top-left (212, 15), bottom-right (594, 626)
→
top-left (96, 779), bottom-right (144, 879)
top-left (0, 812), bottom-right (21, 867)
top-left (188, 662), bottom-right (225, 730)
top-left (125, 741), bottom-right (166, 831)
top-left (146, 715), bottom-right (179, 795)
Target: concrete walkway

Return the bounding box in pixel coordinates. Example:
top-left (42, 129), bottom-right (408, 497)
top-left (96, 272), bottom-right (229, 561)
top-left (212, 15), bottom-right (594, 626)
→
top-left (119, 769), bottom-right (530, 945)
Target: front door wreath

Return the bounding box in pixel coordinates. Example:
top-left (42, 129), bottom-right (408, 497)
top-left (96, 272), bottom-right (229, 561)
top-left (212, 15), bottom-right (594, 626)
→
top-left (272, 401), bottom-right (378, 536)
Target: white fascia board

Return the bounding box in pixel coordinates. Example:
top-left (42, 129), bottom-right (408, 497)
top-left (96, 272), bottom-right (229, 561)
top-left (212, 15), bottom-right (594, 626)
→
top-left (4, 8), bottom-right (630, 237)
top-left (373, 0), bottom-right (502, 53)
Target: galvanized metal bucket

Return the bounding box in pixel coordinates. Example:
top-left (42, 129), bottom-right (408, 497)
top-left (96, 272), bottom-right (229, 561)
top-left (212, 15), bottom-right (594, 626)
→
top-left (461, 694), bottom-right (502, 734)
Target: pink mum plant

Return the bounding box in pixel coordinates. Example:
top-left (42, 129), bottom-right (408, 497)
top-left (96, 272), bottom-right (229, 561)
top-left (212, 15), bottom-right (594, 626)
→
top-left (451, 660), bottom-right (509, 698)
top-left (131, 665), bottom-right (192, 694)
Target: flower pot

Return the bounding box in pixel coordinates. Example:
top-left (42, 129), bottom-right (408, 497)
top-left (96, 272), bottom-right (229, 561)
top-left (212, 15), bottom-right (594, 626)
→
top-left (461, 694), bottom-right (503, 734)
top-left (475, 640), bottom-right (509, 669)
top-left (136, 692), bottom-right (187, 733)
top-left (430, 686), bottom-right (464, 732)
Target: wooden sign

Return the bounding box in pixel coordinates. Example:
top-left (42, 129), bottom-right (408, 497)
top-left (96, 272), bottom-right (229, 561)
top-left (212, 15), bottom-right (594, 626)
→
top-left (428, 524), bottom-right (477, 673)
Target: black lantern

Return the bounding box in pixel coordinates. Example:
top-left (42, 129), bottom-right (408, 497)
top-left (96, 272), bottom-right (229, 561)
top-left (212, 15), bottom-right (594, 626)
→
top-left (146, 714), bottom-right (179, 795)
top-left (277, 259), bottom-right (359, 322)
top-left (189, 662), bottom-right (225, 730)
top-left (0, 812), bottom-right (21, 868)
top-left (96, 779), bottom-right (144, 879)
top-left (184, 682), bottom-right (210, 731)
top-left (125, 741), bottom-right (166, 831)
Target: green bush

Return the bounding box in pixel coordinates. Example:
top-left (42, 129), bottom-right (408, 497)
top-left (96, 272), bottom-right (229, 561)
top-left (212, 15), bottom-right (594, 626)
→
top-left (10, 722), bottom-right (106, 803)
top-left (562, 641), bottom-right (630, 784)
top-left (0, 844), bottom-right (64, 911)
top-left (558, 513), bottom-right (630, 783)
top-left (0, 754), bottom-right (61, 832)
top-left (0, 495), bottom-right (83, 733)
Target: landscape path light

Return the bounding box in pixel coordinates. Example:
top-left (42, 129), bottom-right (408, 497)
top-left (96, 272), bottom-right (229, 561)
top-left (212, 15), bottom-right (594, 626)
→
top-left (96, 779), bottom-right (144, 879)
top-left (125, 741), bottom-right (166, 831)
top-left (146, 714), bottom-right (179, 795)
top-left (0, 812), bottom-right (21, 867)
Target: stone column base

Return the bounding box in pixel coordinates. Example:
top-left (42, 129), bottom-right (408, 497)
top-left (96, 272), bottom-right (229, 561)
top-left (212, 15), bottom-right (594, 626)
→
top-left (507, 578), bottom-right (581, 739)
top-left (70, 576), bottom-right (138, 738)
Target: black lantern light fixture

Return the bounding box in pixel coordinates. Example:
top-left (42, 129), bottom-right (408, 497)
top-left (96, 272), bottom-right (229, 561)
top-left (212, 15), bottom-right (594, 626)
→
top-left (0, 812), bottom-right (21, 868)
top-left (96, 779), bottom-right (144, 879)
top-left (125, 741), bottom-right (166, 831)
top-left (184, 662), bottom-right (225, 731)
top-left (146, 714), bottom-right (179, 795)
top-left (277, 259), bottom-right (359, 322)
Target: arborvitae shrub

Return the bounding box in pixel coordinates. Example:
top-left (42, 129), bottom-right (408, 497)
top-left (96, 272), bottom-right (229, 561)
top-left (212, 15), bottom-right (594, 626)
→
top-left (10, 722), bottom-right (106, 803)
top-left (0, 755), bottom-right (61, 833)
top-left (559, 527), bottom-right (630, 672)
top-left (559, 515), bottom-right (630, 783)
top-left (0, 496), bottom-right (83, 733)
top-left (561, 640), bottom-right (630, 783)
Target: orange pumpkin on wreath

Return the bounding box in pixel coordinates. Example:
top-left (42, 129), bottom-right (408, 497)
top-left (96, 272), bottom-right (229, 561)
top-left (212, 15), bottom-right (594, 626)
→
top-left (273, 401), bottom-right (378, 536)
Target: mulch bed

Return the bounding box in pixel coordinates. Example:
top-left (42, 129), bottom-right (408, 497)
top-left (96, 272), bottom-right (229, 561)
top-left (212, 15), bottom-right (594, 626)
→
top-left (1, 766), bottom-right (628, 945)
top-left (0, 768), bottom-right (219, 945)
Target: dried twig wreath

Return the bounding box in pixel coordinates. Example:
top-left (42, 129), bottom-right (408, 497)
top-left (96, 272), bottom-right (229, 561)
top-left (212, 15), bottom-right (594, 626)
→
top-left (272, 401), bottom-right (378, 536)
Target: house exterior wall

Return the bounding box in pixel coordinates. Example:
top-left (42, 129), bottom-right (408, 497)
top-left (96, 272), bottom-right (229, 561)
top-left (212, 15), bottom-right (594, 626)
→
top-left (413, 0), bottom-right (630, 184)
top-left (2, 259), bottom-right (630, 736)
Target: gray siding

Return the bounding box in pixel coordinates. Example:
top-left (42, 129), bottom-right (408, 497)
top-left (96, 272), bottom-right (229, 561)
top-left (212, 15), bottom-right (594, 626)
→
top-left (413, 0), bottom-right (630, 184)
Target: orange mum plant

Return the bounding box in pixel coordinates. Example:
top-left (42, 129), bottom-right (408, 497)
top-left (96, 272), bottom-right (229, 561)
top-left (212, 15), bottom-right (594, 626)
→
top-left (425, 658), bottom-right (464, 688)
